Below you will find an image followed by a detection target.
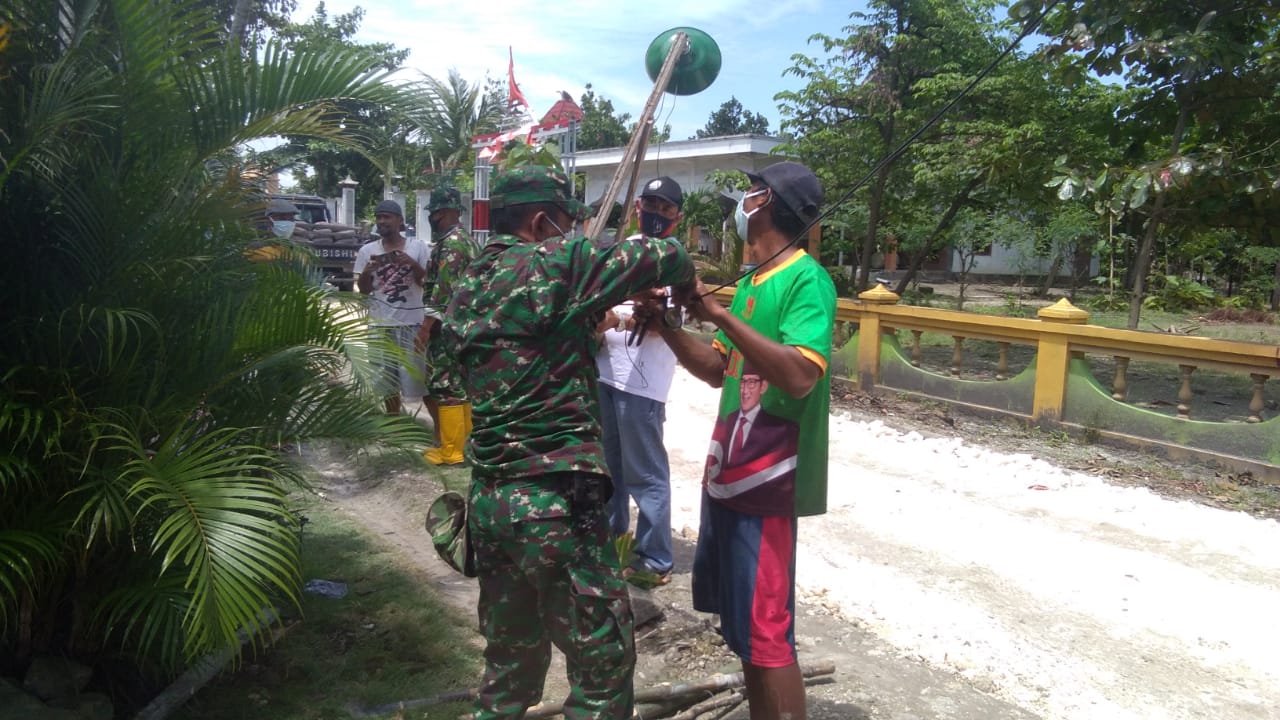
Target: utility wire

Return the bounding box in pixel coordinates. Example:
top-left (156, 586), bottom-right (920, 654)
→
top-left (699, 0), bottom-right (1062, 298)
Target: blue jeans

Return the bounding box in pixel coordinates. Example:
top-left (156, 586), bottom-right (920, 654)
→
top-left (599, 383), bottom-right (673, 574)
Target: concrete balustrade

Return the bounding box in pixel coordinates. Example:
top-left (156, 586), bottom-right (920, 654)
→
top-left (707, 284), bottom-right (1280, 481)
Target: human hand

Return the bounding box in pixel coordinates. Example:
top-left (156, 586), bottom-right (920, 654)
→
top-left (628, 290), bottom-right (668, 333)
top-left (676, 277), bottom-right (727, 325)
top-left (595, 309), bottom-right (621, 335)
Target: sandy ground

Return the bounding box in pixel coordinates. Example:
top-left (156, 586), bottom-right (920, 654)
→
top-left (310, 365), bottom-right (1280, 719)
top-left (660, 369), bottom-right (1280, 720)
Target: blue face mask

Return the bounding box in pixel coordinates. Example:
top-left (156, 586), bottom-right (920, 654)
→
top-left (734, 190), bottom-right (768, 244)
top-left (271, 220), bottom-right (296, 239)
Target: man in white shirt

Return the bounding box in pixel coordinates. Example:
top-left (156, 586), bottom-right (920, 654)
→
top-left (354, 199), bottom-right (431, 415)
top-left (596, 176), bottom-right (684, 585)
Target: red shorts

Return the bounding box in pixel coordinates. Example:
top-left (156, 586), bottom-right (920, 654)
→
top-left (691, 493), bottom-right (797, 667)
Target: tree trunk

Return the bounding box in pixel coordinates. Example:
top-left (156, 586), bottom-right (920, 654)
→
top-left (1126, 102), bottom-right (1189, 330)
top-left (1271, 259), bottom-right (1280, 311)
top-left (891, 176), bottom-right (981, 295)
top-left (858, 162), bottom-right (891, 292)
top-left (229, 0), bottom-right (253, 43)
top-left (1039, 252), bottom-right (1063, 297)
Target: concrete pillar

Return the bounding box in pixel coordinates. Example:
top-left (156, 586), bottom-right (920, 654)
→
top-left (415, 189), bottom-right (431, 241)
top-left (338, 176), bottom-right (358, 226)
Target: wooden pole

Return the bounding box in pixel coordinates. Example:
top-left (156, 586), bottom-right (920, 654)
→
top-left (613, 120), bottom-right (655, 243)
top-left (586, 32), bottom-right (688, 239)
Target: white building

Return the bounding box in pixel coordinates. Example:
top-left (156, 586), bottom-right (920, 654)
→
top-left (574, 134), bottom-right (786, 207)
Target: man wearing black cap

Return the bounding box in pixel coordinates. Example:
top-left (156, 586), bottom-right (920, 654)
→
top-left (354, 199), bottom-right (432, 415)
top-left (657, 161), bottom-right (836, 720)
top-left (595, 176), bottom-right (684, 587)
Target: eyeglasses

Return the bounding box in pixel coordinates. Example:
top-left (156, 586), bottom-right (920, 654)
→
top-left (741, 377), bottom-right (763, 387)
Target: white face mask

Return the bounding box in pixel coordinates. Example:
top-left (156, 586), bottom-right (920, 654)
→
top-left (734, 190), bottom-right (768, 244)
top-left (271, 220), bottom-right (296, 239)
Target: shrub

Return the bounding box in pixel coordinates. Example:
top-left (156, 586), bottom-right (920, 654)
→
top-left (1142, 275), bottom-right (1217, 312)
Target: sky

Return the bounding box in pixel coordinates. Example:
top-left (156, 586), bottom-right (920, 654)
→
top-left (291, 0), bottom-right (872, 141)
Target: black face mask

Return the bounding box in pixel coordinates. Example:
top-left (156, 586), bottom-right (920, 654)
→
top-left (639, 210), bottom-right (676, 239)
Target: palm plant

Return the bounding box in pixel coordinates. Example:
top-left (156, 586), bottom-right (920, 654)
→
top-left (417, 69), bottom-right (506, 173)
top-left (0, 0), bottom-right (429, 688)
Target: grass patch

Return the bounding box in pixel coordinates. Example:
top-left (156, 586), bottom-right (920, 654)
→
top-left (174, 490), bottom-right (482, 720)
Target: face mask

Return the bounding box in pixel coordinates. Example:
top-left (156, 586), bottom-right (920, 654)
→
top-left (734, 190), bottom-right (769, 244)
top-left (639, 210), bottom-right (677, 238)
top-left (271, 220), bottom-right (296, 239)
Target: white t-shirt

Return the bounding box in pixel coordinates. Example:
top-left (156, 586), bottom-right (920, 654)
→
top-left (595, 301), bottom-right (678, 404)
top-left (353, 236), bottom-right (431, 326)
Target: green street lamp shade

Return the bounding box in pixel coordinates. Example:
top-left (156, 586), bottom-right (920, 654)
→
top-left (645, 26), bottom-right (721, 96)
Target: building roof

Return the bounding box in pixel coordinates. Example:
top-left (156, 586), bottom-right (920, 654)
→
top-left (572, 134), bottom-right (786, 168)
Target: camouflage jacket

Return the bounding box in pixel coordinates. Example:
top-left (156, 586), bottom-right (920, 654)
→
top-left (426, 225), bottom-right (480, 320)
top-left (445, 233), bottom-right (693, 481)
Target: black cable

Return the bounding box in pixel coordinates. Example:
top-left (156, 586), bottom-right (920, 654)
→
top-left (697, 0), bottom-right (1060, 298)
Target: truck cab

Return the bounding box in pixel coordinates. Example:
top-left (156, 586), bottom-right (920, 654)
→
top-left (268, 193), bottom-right (372, 291)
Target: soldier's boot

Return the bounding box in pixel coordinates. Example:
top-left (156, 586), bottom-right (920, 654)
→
top-left (424, 403), bottom-right (467, 465)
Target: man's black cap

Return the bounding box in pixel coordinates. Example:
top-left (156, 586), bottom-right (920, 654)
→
top-left (374, 199), bottom-right (403, 218)
top-left (639, 176), bottom-right (683, 210)
top-left (745, 162), bottom-right (823, 224)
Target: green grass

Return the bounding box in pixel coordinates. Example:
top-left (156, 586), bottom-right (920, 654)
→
top-left (173, 489), bottom-right (482, 720)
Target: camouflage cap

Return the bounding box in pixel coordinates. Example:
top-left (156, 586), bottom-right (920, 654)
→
top-left (424, 491), bottom-right (475, 577)
top-left (428, 186), bottom-right (463, 213)
top-left (489, 166), bottom-right (593, 221)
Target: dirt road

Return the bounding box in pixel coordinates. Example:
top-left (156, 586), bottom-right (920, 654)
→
top-left (661, 370), bottom-right (1280, 720)
top-left (313, 367), bottom-right (1280, 719)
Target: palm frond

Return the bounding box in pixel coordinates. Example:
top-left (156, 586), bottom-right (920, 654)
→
top-left (115, 422), bottom-right (301, 660)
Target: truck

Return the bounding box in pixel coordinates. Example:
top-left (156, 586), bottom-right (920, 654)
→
top-left (271, 193), bottom-right (373, 291)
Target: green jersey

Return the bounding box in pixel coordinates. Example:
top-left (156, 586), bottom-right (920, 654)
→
top-left (707, 250), bottom-right (836, 517)
top-left (446, 234), bottom-right (693, 481)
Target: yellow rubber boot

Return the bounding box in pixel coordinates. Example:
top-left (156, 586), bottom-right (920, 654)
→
top-left (424, 403), bottom-right (467, 465)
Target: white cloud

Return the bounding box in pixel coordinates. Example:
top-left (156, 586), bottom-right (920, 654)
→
top-left (293, 0), bottom-right (859, 140)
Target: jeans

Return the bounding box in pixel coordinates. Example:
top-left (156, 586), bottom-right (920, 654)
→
top-left (599, 383), bottom-right (673, 574)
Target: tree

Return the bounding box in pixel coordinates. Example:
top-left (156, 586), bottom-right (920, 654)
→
top-left (1027, 0), bottom-right (1280, 326)
top-left (269, 3), bottom-right (412, 213)
top-left (577, 84), bottom-right (631, 151)
top-left (694, 97), bottom-right (770, 139)
top-left (577, 83), bottom-right (670, 151)
top-left (778, 0), bottom-right (1026, 291)
top-left (413, 69), bottom-right (505, 189)
top-left (0, 0), bottom-right (427, 688)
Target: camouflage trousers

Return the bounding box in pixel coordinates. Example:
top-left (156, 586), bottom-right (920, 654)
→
top-left (426, 331), bottom-right (466, 401)
top-left (469, 473), bottom-right (635, 720)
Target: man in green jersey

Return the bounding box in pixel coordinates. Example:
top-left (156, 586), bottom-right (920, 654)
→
top-left (658, 161), bottom-right (836, 720)
top-left (444, 165), bottom-right (695, 719)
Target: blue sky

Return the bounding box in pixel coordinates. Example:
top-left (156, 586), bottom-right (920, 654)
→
top-left (292, 0), bottom-right (872, 141)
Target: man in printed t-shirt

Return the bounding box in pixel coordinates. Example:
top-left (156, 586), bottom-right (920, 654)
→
top-left (656, 161), bottom-right (835, 720)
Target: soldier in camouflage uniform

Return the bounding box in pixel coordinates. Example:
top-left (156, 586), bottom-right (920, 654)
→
top-left (417, 186), bottom-right (481, 465)
top-left (444, 166), bottom-right (695, 720)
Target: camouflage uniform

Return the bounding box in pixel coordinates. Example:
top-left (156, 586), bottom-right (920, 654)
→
top-left (425, 187), bottom-right (480, 402)
top-left (445, 166), bottom-right (694, 720)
